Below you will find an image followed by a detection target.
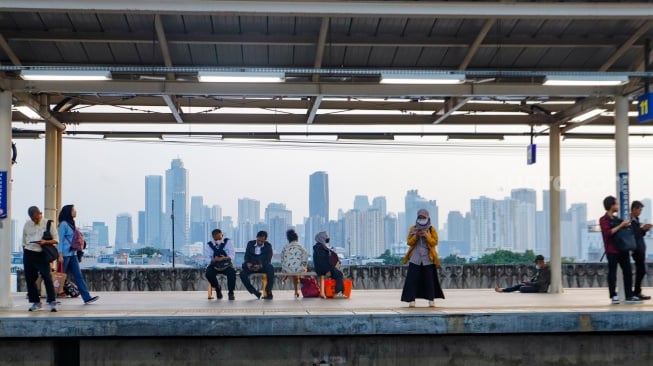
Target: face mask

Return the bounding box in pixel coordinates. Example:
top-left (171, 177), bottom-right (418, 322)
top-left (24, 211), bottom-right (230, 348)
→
top-left (535, 265), bottom-right (542, 270)
top-left (417, 219), bottom-right (428, 225)
top-left (325, 238), bottom-right (330, 244)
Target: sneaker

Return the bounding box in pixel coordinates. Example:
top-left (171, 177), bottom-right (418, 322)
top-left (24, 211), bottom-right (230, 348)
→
top-left (408, 301), bottom-right (416, 308)
top-left (28, 302), bottom-right (43, 312)
top-left (611, 296), bottom-right (620, 305)
top-left (428, 300), bottom-right (436, 307)
top-left (84, 296), bottom-right (99, 305)
top-left (334, 292), bottom-right (348, 299)
top-left (263, 293), bottom-right (273, 300)
top-left (228, 293), bottom-right (235, 301)
top-left (49, 302), bottom-right (58, 312)
top-left (625, 296), bottom-right (644, 304)
top-left (636, 293), bottom-right (652, 300)
top-left (253, 291), bottom-right (262, 300)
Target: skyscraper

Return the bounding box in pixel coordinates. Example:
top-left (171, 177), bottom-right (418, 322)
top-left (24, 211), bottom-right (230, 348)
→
top-left (165, 159), bottom-right (189, 249)
top-left (265, 203), bottom-right (292, 252)
top-left (354, 195), bottom-right (370, 211)
top-left (372, 196), bottom-right (387, 216)
top-left (92, 221), bottom-right (109, 246)
top-left (145, 175), bottom-right (163, 249)
top-left (238, 198), bottom-right (260, 243)
top-left (511, 188), bottom-right (537, 252)
top-left (115, 213), bottom-right (133, 250)
top-left (404, 190), bottom-right (438, 233)
top-left (137, 211), bottom-right (145, 245)
top-left (384, 213), bottom-right (397, 249)
top-left (190, 196), bottom-right (206, 243)
top-left (308, 171), bottom-right (329, 247)
top-left (447, 211), bottom-right (465, 242)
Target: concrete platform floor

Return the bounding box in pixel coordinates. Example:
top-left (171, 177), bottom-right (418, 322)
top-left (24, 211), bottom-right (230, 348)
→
top-left (2, 288), bottom-right (653, 337)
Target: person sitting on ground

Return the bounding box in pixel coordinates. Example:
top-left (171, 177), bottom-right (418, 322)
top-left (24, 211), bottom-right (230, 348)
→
top-left (313, 231), bottom-right (347, 298)
top-left (239, 231), bottom-right (275, 300)
top-left (495, 255), bottom-right (550, 293)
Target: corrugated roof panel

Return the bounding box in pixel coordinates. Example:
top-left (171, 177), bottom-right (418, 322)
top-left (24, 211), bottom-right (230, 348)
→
top-left (216, 45), bottom-right (243, 65)
top-left (329, 18), bottom-right (352, 35)
top-left (267, 16), bottom-right (296, 35)
top-left (612, 49), bottom-right (642, 70)
top-left (295, 17), bottom-right (322, 34)
top-left (182, 15), bottom-right (214, 33)
top-left (377, 18), bottom-right (408, 36)
top-left (0, 48), bottom-right (7, 64)
top-left (367, 47), bottom-right (397, 67)
top-left (168, 43), bottom-right (192, 65)
top-left (342, 46), bottom-right (372, 67)
top-left (37, 13), bottom-right (73, 31)
top-left (403, 18), bottom-right (436, 36)
top-left (161, 15), bottom-right (187, 34)
top-left (239, 16), bottom-right (267, 34)
top-left (211, 16), bottom-right (241, 35)
top-left (83, 43), bottom-right (117, 64)
top-left (508, 19), bottom-right (546, 37)
top-left (268, 45), bottom-right (294, 66)
top-left (580, 48), bottom-right (613, 69)
top-left (55, 42), bottom-right (88, 63)
top-left (25, 41), bottom-right (63, 64)
top-left (535, 48), bottom-right (572, 69)
top-left (189, 44), bottom-right (217, 66)
top-left (5, 41), bottom-right (33, 63)
top-left (349, 17), bottom-right (381, 36)
top-left (431, 19), bottom-right (464, 38)
top-left (558, 48), bottom-right (605, 69)
top-left (323, 47), bottom-right (346, 67)
top-left (242, 45), bottom-right (268, 66)
top-left (135, 43), bottom-right (162, 65)
top-left (534, 19), bottom-right (573, 38)
top-left (470, 48), bottom-right (498, 68)
top-left (480, 48), bottom-right (525, 69)
top-left (96, 14), bottom-right (131, 33)
top-left (109, 43), bottom-right (143, 64)
top-left (66, 13), bottom-right (103, 32)
top-left (124, 14), bottom-right (156, 32)
top-left (440, 48), bottom-right (468, 68)
top-left (0, 13), bottom-right (18, 30)
top-left (292, 45), bottom-right (315, 67)
top-left (10, 12), bottom-right (46, 30)
top-left (457, 19), bottom-right (489, 38)
top-left (511, 48), bottom-right (548, 68)
top-left (562, 19), bottom-right (627, 38)
top-left (415, 48), bottom-right (448, 67)
top-left (391, 47), bottom-right (423, 67)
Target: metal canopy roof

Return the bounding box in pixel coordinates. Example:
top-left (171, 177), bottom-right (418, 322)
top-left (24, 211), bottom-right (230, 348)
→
top-left (1, 1), bottom-right (652, 138)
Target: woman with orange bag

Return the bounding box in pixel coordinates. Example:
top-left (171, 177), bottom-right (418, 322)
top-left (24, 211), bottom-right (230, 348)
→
top-left (313, 231), bottom-right (347, 298)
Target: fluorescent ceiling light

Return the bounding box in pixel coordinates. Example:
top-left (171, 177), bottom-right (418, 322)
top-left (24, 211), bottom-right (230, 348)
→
top-left (570, 108), bottom-right (607, 123)
top-left (543, 75), bottom-right (628, 86)
top-left (380, 73), bottom-right (465, 85)
top-left (198, 72), bottom-right (284, 83)
top-left (21, 70), bottom-right (111, 81)
top-left (15, 105), bottom-right (43, 120)
top-left (447, 133), bottom-right (504, 140)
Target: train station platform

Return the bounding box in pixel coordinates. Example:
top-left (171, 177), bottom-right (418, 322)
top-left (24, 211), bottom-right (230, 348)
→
top-left (2, 288), bottom-right (653, 365)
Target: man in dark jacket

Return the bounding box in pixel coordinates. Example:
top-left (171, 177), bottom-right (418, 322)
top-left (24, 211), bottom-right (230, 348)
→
top-left (495, 255), bottom-right (551, 293)
top-left (631, 200), bottom-right (652, 300)
top-left (239, 231), bottom-right (275, 300)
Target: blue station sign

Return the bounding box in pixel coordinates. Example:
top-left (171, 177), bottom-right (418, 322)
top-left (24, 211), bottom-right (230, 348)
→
top-left (638, 92), bottom-right (653, 124)
top-left (0, 171), bottom-right (6, 219)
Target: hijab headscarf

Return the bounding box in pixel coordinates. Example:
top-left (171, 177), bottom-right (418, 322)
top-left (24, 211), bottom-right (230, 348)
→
top-left (415, 208), bottom-right (431, 231)
top-left (58, 204), bottom-right (76, 228)
top-left (315, 231), bottom-right (329, 246)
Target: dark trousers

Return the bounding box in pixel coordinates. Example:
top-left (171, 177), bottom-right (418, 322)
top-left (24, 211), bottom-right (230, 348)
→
top-left (607, 252), bottom-right (634, 298)
top-left (319, 267), bottom-right (344, 293)
top-left (23, 249), bottom-right (56, 304)
top-left (632, 249), bottom-right (647, 295)
top-left (502, 283), bottom-right (540, 293)
top-left (206, 265), bottom-right (236, 293)
top-left (239, 263), bottom-right (275, 294)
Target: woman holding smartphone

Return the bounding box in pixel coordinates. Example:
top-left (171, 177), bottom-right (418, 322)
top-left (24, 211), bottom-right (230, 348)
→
top-left (400, 209), bottom-right (444, 308)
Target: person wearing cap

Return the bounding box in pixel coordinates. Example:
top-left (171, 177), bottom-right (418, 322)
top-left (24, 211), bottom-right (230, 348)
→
top-left (495, 255), bottom-right (550, 293)
top-left (631, 200), bottom-right (652, 300)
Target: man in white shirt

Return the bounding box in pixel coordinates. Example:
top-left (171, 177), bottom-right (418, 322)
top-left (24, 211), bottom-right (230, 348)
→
top-left (22, 206), bottom-right (59, 312)
top-left (204, 229), bottom-right (236, 300)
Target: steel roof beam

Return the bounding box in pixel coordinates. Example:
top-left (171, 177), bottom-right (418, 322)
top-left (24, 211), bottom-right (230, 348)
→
top-left (154, 14), bottom-right (183, 123)
top-left (9, 80), bottom-right (623, 98)
top-left (600, 21), bottom-right (653, 72)
top-left (460, 19), bottom-right (495, 71)
top-left (2, 1), bottom-right (653, 19)
top-left (433, 97), bottom-right (472, 124)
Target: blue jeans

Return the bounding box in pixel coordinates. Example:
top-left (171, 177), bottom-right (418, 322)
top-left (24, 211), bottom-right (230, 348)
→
top-left (63, 256), bottom-right (92, 302)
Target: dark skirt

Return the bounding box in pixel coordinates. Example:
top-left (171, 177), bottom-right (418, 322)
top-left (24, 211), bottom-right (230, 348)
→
top-left (401, 263), bottom-right (445, 302)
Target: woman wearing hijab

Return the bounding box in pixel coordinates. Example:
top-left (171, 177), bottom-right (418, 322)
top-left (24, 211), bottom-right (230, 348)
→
top-left (58, 204), bottom-right (99, 305)
top-left (401, 209), bottom-right (444, 307)
top-left (312, 231), bottom-right (347, 298)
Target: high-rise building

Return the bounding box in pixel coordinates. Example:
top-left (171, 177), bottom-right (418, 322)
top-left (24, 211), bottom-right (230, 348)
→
top-left (447, 211), bottom-right (466, 242)
top-left (354, 195), bottom-right (370, 211)
top-left (363, 209), bottom-right (385, 258)
top-left (92, 221), bottom-right (109, 247)
top-left (144, 175), bottom-right (163, 249)
top-left (344, 210), bottom-right (364, 258)
top-left (404, 190), bottom-right (438, 233)
top-left (308, 171), bottom-right (329, 247)
top-left (372, 196), bottom-right (387, 216)
top-left (165, 159), bottom-right (189, 249)
top-left (384, 213), bottom-right (397, 250)
top-left (265, 203), bottom-right (292, 252)
top-left (566, 203), bottom-right (587, 260)
top-left (115, 213), bottom-right (133, 250)
top-left (137, 211), bottom-right (145, 245)
top-left (238, 198), bottom-right (260, 225)
top-left (511, 188), bottom-right (537, 209)
top-left (190, 196), bottom-right (206, 243)
top-left (510, 188), bottom-right (537, 252)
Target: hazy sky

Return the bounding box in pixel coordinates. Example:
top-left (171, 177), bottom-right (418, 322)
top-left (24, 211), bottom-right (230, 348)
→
top-left (9, 132), bottom-right (653, 244)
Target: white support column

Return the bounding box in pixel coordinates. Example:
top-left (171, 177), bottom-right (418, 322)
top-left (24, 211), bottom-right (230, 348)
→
top-left (615, 96), bottom-right (630, 300)
top-left (44, 124), bottom-right (58, 223)
top-left (56, 129), bottom-right (62, 212)
top-left (0, 91), bottom-right (13, 307)
top-left (549, 123), bottom-right (563, 293)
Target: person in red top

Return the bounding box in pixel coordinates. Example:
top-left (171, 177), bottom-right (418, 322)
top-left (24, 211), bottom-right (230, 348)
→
top-left (599, 196), bottom-right (642, 304)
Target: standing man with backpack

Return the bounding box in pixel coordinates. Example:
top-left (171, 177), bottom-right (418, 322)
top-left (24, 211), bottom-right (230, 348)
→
top-left (22, 206), bottom-right (59, 312)
top-left (205, 229), bottom-right (236, 300)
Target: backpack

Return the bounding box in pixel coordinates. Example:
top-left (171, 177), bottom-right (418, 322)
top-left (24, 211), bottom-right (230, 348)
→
top-left (611, 217), bottom-right (637, 252)
top-left (71, 226), bottom-right (85, 251)
top-left (208, 239), bottom-right (233, 270)
top-left (300, 277), bottom-right (320, 298)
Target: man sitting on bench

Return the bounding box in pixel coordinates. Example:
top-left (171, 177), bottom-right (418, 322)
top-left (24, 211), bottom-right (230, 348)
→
top-left (205, 229), bottom-right (236, 300)
top-left (240, 231), bottom-right (275, 300)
